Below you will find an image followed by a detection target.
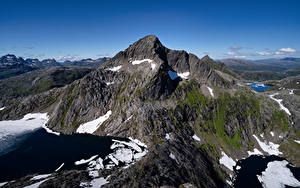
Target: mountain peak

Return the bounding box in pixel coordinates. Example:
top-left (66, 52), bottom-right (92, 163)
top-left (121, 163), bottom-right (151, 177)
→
top-left (125, 35), bottom-right (165, 59)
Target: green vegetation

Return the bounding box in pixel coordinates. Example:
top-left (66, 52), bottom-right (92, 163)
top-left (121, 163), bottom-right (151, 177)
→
top-left (173, 81), bottom-right (265, 150)
top-left (57, 83), bottom-right (80, 127)
top-left (268, 111), bottom-right (289, 131)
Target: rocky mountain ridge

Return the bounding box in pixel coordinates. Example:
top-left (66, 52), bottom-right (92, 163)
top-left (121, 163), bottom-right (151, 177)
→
top-left (0, 35), bottom-right (299, 187)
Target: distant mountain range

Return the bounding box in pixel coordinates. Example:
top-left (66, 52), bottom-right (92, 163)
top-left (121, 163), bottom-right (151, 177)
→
top-left (221, 57), bottom-right (300, 72)
top-left (220, 57), bottom-right (300, 81)
top-left (0, 54), bottom-right (110, 79)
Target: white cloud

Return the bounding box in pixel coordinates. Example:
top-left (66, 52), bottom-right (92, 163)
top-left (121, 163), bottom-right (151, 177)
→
top-left (256, 51), bottom-right (271, 56)
top-left (234, 55), bottom-right (246, 58)
top-left (224, 46), bottom-right (297, 59)
top-left (55, 55), bottom-right (81, 62)
top-left (225, 51), bottom-right (236, 56)
top-left (278, 47), bottom-right (296, 53)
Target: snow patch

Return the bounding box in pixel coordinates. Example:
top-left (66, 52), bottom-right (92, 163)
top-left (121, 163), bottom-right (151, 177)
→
top-left (192, 134), bottom-right (201, 141)
top-left (75, 155), bottom-right (98, 165)
top-left (112, 139), bottom-right (142, 152)
top-left (178, 72), bottom-right (190, 79)
top-left (76, 110), bottom-right (112, 134)
top-left (289, 89), bottom-right (294, 95)
top-left (80, 177), bottom-right (109, 188)
top-left (219, 151), bottom-right (236, 171)
top-left (226, 180), bottom-right (233, 186)
top-left (55, 163), bottom-right (64, 172)
top-left (151, 63), bottom-right (156, 70)
top-left (206, 86), bottom-right (214, 97)
top-left (24, 179), bottom-right (50, 188)
top-left (0, 113), bottom-right (49, 146)
top-left (42, 125), bottom-right (60, 136)
top-left (0, 182), bottom-right (7, 186)
top-left (169, 153), bottom-right (179, 164)
top-left (106, 65), bottom-right (122, 72)
top-left (247, 148), bottom-right (263, 156)
top-left (129, 137), bottom-right (148, 148)
top-left (257, 160), bottom-right (300, 188)
top-left (269, 93), bottom-right (291, 116)
top-left (294, 140), bottom-right (300, 144)
top-left (133, 150), bottom-right (147, 160)
top-left (270, 132), bottom-right (274, 137)
top-left (30, 174), bottom-right (51, 181)
top-left (131, 59), bottom-right (153, 65)
top-left (253, 135), bottom-right (282, 155)
top-left (124, 115), bottom-right (133, 123)
top-left (106, 82), bottom-right (114, 86)
top-left (165, 133), bottom-right (170, 140)
top-left (0, 107), bottom-right (5, 111)
top-left (236, 165), bottom-right (241, 170)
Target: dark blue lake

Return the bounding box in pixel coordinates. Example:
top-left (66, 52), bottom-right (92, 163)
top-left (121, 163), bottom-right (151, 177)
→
top-left (234, 155), bottom-right (300, 188)
top-left (246, 82), bottom-right (271, 92)
top-left (0, 129), bottom-right (127, 182)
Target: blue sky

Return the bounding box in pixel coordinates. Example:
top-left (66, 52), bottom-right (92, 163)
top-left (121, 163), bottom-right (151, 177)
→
top-left (0, 0), bottom-right (299, 61)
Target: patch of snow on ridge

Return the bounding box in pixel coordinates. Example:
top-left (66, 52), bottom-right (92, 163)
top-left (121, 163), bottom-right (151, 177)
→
top-left (257, 160), bottom-right (300, 188)
top-left (247, 148), bottom-right (263, 156)
top-left (219, 151), bottom-right (236, 171)
top-left (131, 59), bottom-right (153, 65)
top-left (269, 93), bottom-right (291, 116)
top-left (151, 63), bottom-right (156, 70)
top-left (178, 72), bottom-right (190, 79)
top-left (270, 132), bottom-right (274, 137)
top-left (192, 134), bottom-right (201, 141)
top-left (106, 82), bottom-right (114, 86)
top-left (0, 113), bottom-right (49, 140)
top-left (206, 86), bottom-right (214, 97)
top-left (0, 107), bottom-right (5, 111)
top-left (253, 135), bottom-right (282, 155)
top-left (75, 155), bottom-right (98, 165)
top-left (76, 110), bottom-right (112, 134)
top-left (107, 65), bottom-right (122, 72)
top-left (226, 180), bottom-right (233, 186)
top-left (294, 140), bottom-right (300, 144)
top-left (165, 133), bottom-right (170, 140)
top-left (124, 115), bottom-right (133, 123)
top-left (169, 153), bottom-right (179, 164)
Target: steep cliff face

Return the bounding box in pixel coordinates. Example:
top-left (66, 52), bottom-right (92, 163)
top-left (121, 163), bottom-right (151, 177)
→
top-left (1, 36), bottom-right (299, 187)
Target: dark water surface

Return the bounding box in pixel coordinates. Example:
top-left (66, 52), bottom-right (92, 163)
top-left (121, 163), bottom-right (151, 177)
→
top-left (234, 155), bottom-right (300, 188)
top-left (0, 129), bottom-right (125, 182)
